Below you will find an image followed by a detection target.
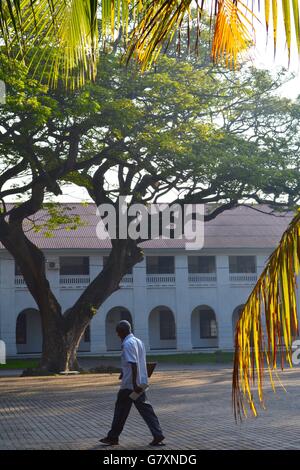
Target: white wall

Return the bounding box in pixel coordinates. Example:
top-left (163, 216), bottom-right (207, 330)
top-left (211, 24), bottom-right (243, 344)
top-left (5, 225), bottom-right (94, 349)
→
top-left (0, 248), bottom-right (275, 356)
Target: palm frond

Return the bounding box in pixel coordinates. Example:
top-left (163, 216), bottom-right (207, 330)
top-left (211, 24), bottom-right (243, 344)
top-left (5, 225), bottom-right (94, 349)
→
top-left (1, 1), bottom-right (300, 86)
top-left (125, 1), bottom-right (253, 69)
top-left (211, 0), bottom-right (252, 67)
top-left (233, 209), bottom-right (300, 420)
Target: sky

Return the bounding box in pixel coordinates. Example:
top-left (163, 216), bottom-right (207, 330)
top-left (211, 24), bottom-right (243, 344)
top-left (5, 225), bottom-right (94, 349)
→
top-left (249, 1), bottom-right (300, 99)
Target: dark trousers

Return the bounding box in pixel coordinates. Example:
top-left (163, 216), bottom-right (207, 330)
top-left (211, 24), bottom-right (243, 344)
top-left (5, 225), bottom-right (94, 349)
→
top-left (107, 389), bottom-right (164, 440)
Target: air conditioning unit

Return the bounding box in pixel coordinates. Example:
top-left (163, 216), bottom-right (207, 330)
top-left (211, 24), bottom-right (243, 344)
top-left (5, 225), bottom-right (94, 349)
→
top-left (47, 260), bottom-right (59, 270)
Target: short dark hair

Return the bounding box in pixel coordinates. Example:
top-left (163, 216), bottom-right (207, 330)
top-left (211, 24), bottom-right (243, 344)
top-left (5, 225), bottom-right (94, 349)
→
top-left (116, 320), bottom-right (131, 334)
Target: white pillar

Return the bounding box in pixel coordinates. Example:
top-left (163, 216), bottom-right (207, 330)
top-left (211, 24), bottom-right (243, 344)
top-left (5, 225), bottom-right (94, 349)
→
top-left (257, 254), bottom-right (267, 277)
top-left (175, 255), bottom-right (193, 351)
top-left (0, 256), bottom-right (17, 356)
top-left (90, 255), bottom-right (107, 354)
top-left (132, 259), bottom-right (149, 350)
top-left (216, 255), bottom-right (233, 350)
top-left (45, 253), bottom-right (60, 304)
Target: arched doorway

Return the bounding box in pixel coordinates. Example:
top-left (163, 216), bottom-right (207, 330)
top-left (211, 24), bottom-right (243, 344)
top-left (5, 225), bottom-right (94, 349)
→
top-left (105, 307), bottom-right (133, 351)
top-left (232, 305), bottom-right (244, 339)
top-left (148, 306), bottom-right (176, 350)
top-left (16, 309), bottom-right (42, 354)
top-left (191, 306), bottom-right (218, 348)
top-left (78, 324), bottom-right (91, 352)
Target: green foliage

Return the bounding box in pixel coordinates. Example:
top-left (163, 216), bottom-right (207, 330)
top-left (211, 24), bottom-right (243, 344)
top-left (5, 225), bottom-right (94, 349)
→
top-left (1, 47), bottom-right (299, 218)
top-left (28, 203), bottom-right (87, 237)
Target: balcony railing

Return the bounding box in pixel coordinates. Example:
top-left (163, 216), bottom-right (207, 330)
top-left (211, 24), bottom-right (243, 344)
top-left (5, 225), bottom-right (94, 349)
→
top-left (15, 275), bottom-right (26, 287)
top-left (120, 274), bottom-right (133, 287)
top-left (188, 273), bottom-right (217, 286)
top-left (146, 274), bottom-right (176, 286)
top-left (60, 275), bottom-right (90, 288)
top-left (229, 273), bottom-right (257, 284)
top-left (15, 271), bottom-right (258, 290)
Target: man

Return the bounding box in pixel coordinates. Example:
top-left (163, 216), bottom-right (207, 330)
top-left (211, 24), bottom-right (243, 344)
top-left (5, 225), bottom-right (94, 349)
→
top-left (100, 320), bottom-right (165, 447)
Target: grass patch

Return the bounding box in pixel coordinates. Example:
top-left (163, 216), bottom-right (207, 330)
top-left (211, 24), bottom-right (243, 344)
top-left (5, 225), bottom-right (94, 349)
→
top-left (0, 359), bottom-right (39, 370)
top-left (146, 352), bottom-right (234, 364)
top-left (0, 351), bottom-right (234, 372)
top-left (94, 351), bottom-right (234, 364)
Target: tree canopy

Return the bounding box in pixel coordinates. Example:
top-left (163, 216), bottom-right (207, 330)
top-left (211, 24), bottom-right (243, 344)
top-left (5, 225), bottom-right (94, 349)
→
top-left (1, 52), bottom-right (299, 210)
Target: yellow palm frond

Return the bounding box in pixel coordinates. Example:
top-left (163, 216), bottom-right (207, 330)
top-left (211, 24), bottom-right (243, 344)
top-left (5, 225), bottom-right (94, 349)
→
top-left (233, 210), bottom-right (300, 420)
top-left (125, 0), bottom-right (253, 69)
top-left (211, 0), bottom-right (253, 67)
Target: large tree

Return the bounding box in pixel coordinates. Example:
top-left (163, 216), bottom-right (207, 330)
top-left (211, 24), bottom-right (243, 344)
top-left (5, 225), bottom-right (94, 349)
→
top-left (0, 50), bottom-right (298, 372)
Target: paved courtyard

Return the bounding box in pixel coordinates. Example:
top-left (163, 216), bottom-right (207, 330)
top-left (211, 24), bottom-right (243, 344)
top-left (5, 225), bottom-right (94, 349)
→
top-left (0, 366), bottom-right (300, 450)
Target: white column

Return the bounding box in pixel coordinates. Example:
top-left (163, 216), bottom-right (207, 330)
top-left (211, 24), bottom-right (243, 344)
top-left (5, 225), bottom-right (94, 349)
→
top-left (0, 256), bottom-right (17, 356)
top-left (175, 255), bottom-right (193, 351)
top-left (216, 255), bottom-right (233, 350)
top-left (45, 253), bottom-right (60, 304)
top-left (91, 309), bottom-right (107, 354)
top-left (90, 253), bottom-right (102, 282)
top-left (257, 254), bottom-right (267, 277)
top-left (132, 259), bottom-right (149, 350)
top-left (90, 255), bottom-right (107, 354)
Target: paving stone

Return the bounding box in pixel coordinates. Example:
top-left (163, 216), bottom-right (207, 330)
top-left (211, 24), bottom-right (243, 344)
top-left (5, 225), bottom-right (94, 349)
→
top-left (0, 367), bottom-right (300, 450)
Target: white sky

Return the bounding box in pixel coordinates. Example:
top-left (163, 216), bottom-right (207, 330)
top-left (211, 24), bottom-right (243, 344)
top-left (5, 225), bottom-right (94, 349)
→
top-left (248, 1), bottom-right (300, 99)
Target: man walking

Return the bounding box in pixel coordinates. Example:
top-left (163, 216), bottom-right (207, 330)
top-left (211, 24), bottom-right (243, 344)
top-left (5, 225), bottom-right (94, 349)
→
top-left (100, 320), bottom-right (165, 447)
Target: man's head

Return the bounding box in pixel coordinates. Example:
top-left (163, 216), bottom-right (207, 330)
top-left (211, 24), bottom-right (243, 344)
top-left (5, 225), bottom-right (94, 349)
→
top-left (116, 320), bottom-right (132, 340)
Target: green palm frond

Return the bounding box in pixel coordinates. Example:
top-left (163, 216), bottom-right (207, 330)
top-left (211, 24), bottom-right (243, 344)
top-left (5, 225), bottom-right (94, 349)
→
top-left (232, 210), bottom-right (300, 420)
top-left (1, 0), bottom-right (100, 88)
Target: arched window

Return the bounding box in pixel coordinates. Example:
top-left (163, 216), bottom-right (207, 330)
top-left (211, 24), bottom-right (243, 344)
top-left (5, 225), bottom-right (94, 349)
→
top-left (232, 305), bottom-right (244, 337)
top-left (159, 309), bottom-right (176, 340)
top-left (106, 307), bottom-right (133, 351)
top-left (16, 309), bottom-right (42, 354)
top-left (16, 312), bottom-right (27, 344)
top-left (148, 306), bottom-right (177, 350)
top-left (200, 309), bottom-right (218, 339)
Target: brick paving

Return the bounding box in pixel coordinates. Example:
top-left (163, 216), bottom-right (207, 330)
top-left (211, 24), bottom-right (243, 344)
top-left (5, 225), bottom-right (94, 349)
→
top-left (0, 367), bottom-right (300, 450)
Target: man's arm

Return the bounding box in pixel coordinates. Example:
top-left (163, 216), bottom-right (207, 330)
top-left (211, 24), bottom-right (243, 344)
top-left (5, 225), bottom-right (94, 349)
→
top-left (130, 363), bottom-right (143, 393)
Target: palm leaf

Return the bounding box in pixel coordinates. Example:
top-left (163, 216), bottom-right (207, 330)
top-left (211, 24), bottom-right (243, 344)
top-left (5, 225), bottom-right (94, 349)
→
top-left (211, 0), bottom-right (252, 67)
top-left (0, 1), bottom-right (253, 86)
top-left (232, 209), bottom-right (300, 420)
top-left (1, 1), bottom-right (300, 85)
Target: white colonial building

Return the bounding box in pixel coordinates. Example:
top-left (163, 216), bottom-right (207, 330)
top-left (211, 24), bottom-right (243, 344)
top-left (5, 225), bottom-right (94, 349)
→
top-left (0, 204), bottom-right (295, 357)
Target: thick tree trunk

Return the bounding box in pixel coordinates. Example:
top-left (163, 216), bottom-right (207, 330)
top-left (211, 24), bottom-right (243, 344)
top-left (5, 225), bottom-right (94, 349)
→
top-left (34, 302), bottom-right (74, 372)
top-left (37, 300), bottom-right (93, 373)
top-left (39, 334), bottom-right (80, 373)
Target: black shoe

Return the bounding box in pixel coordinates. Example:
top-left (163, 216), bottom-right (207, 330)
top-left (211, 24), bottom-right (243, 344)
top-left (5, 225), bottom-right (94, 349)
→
top-left (99, 437), bottom-right (119, 446)
top-left (149, 435), bottom-right (165, 446)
